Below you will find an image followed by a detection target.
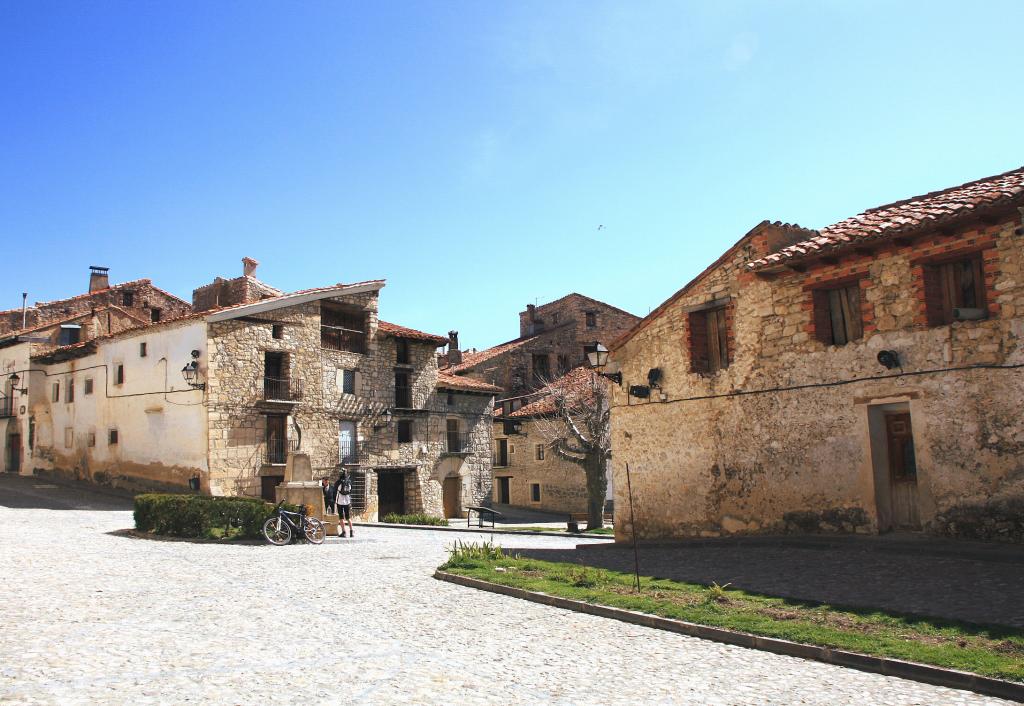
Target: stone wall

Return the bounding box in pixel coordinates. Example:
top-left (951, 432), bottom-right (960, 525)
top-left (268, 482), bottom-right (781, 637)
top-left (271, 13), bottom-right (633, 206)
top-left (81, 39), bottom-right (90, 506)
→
top-left (492, 417), bottom-right (588, 513)
top-left (610, 216), bottom-right (1024, 542)
top-left (205, 292), bottom-right (493, 519)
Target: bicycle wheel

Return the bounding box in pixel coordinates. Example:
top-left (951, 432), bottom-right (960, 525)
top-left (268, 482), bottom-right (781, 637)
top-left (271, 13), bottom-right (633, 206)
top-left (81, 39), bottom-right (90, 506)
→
top-left (262, 516), bottom-right (292, 545)
top-left (303, 517), bottom-right (326, 545)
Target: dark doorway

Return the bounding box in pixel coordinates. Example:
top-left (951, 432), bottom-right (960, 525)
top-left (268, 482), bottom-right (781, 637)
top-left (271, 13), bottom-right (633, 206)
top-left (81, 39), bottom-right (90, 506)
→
top-left (261, 475), bottom-right (283, 502)
top-left (264, 352), bottom-right (288, 400)
top-left (377, 471), bottom-right (406, 517)
top-left (7, 434), bottom-right (21, 473)
top-left (497, 476), bottom-right (510, 504)
top-left (495, 438), bottom-right (508, 467)
top-left (266, 415), bottom-right (287, 465)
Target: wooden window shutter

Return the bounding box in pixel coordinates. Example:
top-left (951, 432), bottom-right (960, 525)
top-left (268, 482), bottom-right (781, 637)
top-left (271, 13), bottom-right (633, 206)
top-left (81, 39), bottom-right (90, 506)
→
top-left (812, 289), bottom-right (833, 345)
top-left (709, 307), bottom-right (729, 371)
top-left (921, 265), bottom-right (946, 327)
top-left (688, 310), bottom-right (708, 373)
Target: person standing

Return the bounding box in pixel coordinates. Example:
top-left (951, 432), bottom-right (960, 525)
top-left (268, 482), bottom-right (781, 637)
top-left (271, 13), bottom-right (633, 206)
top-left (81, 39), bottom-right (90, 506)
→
top-left (335, 470), bottom-right (354, 538)
top-left (321, 477), bottom-right (334, 515)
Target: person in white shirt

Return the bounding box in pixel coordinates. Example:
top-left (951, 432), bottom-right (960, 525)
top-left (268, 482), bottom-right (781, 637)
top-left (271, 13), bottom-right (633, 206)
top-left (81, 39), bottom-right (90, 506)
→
top-left (335, 471), bottom-right (354, 538)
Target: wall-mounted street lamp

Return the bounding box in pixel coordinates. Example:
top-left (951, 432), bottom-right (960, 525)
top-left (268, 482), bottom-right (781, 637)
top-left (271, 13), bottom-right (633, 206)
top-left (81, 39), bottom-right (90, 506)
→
top-left (368, 405), bottom-right (393, 429)
top-left (585, 342), bottom-right (622, 385)
top-left (8, 373), bottom-right (28, 395)
top-left (877, 350), bottom-right (902, 371)
top-left (181, 350), bottom-right (206, 390)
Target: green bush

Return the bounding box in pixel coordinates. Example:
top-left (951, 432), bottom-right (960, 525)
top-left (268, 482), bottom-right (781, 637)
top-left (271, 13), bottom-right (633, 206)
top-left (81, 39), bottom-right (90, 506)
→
top-left (381, 512), bottom-right (448, 526)
top-left (134, 494), bottom-right (282, 539)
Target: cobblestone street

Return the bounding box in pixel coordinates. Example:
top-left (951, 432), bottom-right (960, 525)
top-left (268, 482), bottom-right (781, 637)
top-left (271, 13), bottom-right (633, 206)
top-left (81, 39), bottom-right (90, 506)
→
top-left (0, 496), bottom-right (1016, 704)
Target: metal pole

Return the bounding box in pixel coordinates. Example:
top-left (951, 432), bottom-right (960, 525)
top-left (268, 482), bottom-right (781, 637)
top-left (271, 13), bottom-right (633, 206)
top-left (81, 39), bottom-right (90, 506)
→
top-left (625, 461), bottom-right (641, 592)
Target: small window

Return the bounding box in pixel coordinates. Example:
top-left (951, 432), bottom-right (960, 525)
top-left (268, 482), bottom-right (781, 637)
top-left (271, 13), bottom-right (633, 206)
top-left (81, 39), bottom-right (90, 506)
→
top-left (122, 291), bottom-right (134, 307)
top-left (689, 306), bottom-right (730, 374)
top-left (557, 354), bottom-right (571, 376)
top-left (446, 391), bottom-right (454, 406)
top-left (272, 324), bottom-right (284, 340)
top-left (150, 308), bottom-right (161, 322)
top-left (64, 427), bottom-right (73, 448)
top-left (535, 444), bottom-right (545, 461)
top-left (531, 483), bottom-right (541, 502)
top-left (87, 431), bottom-right (96, 448)
top-left (532, 354), bottom-right (550, 385)
top-left (923, 256), bottom-right (986, 326)
top-left (397, 419), bottom-right (413, 443)
top-left (58, 325), bottom-right (81, 346)
top-left (115, 364), bottom-right (124, 385)
top-left (812, 284), bottom-right (863, 346)
top-left (342, 369), bottom-right (356, 395)
top-left (139, 342), bottom-right (148, 357)
top-left (84, 378), bottom-right (94, 395)
top-left (396, 338), bottom-right (410, 365)
top-left (108, 429), bottom-right (119, 445)
top-left (52, 382), bottom-right (60, 402)
top-left (551, 313), bottom-right (559, 324)
top-left (66, 379), bottom-right (74, 403)
top-left (585, 312), bottom-right (597, 329)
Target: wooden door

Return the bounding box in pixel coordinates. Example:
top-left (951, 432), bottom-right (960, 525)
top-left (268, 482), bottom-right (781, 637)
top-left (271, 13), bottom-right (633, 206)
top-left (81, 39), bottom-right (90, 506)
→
top-left (7, 434), bottom-right (21, 473)
top-left (377, 471), bottom-right (406, 517)
top-left (496, 439), bottom-right (508, 467)
top-left (497, 476), bottom-right (510, 504)
top-left (266, 415), bottom-right (287, 464)
top-left (886, 413), bottom-right (920, 529)
top-left (443, 476), bottom-right (461, 518)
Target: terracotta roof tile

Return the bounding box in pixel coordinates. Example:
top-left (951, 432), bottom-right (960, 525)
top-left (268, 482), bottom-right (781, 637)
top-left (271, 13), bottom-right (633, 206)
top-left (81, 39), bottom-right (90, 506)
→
top-left (750, 165), bottom-right (1024, 269)
top-left (436, 372), bottom-right (502, 394)
top-left (377, 321), bottom-right (448, 345)
top-left (446, 333), bottom-right (542, 373)
top-left (508, 367), bottom-right (602, 418)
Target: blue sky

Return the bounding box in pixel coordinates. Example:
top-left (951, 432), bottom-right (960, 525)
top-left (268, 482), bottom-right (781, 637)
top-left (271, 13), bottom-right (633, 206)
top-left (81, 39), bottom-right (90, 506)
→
top-left (3, 1), bottom-right (1023, 349)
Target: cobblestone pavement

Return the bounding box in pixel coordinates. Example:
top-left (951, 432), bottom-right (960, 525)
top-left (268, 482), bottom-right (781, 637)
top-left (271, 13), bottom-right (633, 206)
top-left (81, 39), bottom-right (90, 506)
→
top-left (0, 506), bottom-right (1015, 705)
top-left (515, 538), bottom-right (1024, 628)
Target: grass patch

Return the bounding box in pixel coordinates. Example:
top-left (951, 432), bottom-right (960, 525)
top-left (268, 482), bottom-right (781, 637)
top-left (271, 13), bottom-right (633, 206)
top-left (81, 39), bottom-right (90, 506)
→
top-left (439, 546), bottom-right (1024, 682)
top-left (382, 512), bottom-right (448, 527)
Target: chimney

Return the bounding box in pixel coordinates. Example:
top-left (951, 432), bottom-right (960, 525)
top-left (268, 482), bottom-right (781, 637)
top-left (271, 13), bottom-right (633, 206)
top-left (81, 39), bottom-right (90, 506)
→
top-left (243, 257), bottom-right (259, 278)
top-left (89, 266), bottom-right (110, 293)
top-left (447, 331), bottom-right (462, 366)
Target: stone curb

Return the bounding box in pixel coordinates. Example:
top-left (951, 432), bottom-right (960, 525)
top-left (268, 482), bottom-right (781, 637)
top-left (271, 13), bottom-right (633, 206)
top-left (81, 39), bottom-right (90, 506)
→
top-left (352, 521), bottom-right (615, 540)
top-left (433, 570), bottom-right (1024, 702)
top-left (110, 528), bottom-right (265, 545)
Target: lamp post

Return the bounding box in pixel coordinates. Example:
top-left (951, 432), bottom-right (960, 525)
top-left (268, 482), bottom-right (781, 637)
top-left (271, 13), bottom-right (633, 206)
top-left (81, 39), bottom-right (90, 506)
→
top-left (585, 342), bottom-right (622, 385)
top-left (8, 373), bottom-right (28, 395)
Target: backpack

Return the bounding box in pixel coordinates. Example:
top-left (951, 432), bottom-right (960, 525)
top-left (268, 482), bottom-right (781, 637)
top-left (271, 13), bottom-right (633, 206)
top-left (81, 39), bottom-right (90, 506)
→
top-left (338, 477), bottom-right (352, 496)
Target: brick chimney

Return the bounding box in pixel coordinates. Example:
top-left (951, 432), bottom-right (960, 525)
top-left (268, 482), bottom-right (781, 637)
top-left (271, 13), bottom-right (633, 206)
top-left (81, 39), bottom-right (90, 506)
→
top-left (243, 257), bottom-right (259, 277)
top-left (88, 266), bottom-right (110, 293)
top-left (447, 331), bottom-right (462, 366)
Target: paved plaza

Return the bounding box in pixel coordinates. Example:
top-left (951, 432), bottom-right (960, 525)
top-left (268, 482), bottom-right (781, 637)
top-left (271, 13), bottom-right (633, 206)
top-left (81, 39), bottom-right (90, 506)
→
top-left (0, 479), bottom-right (1016, 705)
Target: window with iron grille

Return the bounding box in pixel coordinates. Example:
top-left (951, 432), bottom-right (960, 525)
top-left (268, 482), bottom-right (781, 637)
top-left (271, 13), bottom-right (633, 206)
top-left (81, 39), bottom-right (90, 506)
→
top-left (397, 419), bottom-right (413, 443)
top-left (812, 284), bottom-right (863, 346)
top-left (321, 304), bottom-right (367, 353)
top-left (342, 369), bottom-right (356, 395)
top-left (688, 306), bottom-right (730, 374)
top-left (535, 444), bottom-right (545, 461)
top-left (339, 420), bottom-right (357, 464)
top-left (922, 256), bottom-right (986, 326)
top-left (84, 378), bottom-right (93, 395)
top-left (531, 483), bottom-right (541, 502)
top-left (122, 291), bottom-right (134, 307)
top-left (585, 312), bottom-right (597, 328)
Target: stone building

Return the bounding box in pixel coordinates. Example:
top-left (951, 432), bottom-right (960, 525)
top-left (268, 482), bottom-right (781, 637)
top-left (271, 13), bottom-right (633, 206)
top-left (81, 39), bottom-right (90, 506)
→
top-left (492, 367), bottom-right (612, 514)
top-left (0, 266), bottom-right (191, 343)
top-left (443, 293), bottom-right (639, 396)
top-left (2, 266), bottom-right (498, 521)
top-left (609, 166), bottom-right (1024, 543)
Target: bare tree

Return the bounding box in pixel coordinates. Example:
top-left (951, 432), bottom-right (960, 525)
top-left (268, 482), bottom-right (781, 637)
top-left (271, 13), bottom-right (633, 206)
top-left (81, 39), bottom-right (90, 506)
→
top-left (529, 368), bottom-right (611, 530)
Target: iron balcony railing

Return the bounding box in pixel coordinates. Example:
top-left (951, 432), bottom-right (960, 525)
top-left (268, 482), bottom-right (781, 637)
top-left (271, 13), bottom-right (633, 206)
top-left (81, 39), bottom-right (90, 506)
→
top-left (0, 396), bottom-right (13, 418)
top-left (262, 377), bottom-right (304, 402)
top-left (394, 385), bottom-right (412, 408)
top-left (446, 431), bottom-right (471, 454)
top-left (339, 439), bottom-right (359, 465)
top-left (264, 437), bottom-right (300, 465)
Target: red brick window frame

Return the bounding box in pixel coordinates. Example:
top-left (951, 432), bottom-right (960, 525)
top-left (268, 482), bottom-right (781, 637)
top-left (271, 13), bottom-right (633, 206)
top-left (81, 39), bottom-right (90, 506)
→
top-left (912, 245), bottom-right (996, 327)
top-left (809, 279), bottom-right (865, 346)
top-left (687, 302), bottom-right (732, 374)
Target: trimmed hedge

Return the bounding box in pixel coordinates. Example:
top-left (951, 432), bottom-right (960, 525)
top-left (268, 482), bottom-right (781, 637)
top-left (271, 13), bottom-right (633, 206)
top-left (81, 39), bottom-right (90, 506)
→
top-left (382, 512), bottom-right (448, 527)
top-left (134, 494), bottom-right (283, 540)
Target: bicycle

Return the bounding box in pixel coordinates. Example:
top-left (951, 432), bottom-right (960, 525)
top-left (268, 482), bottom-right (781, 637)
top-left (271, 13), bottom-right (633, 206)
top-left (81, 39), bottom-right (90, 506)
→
top-left (262, 501), bottom-right (326, 545)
